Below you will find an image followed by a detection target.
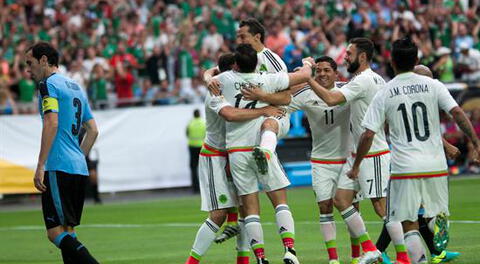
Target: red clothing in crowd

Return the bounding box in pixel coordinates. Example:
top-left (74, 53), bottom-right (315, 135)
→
top-left (115, 72), bottom-right (135, 99)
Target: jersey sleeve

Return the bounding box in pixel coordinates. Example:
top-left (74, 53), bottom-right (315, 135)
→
top-left (338, 77), bottom-right (364, 102)
top-left (361, 90), bottom-right (386, 133)
top-left (39, 81), bottom-right (59, 114)
top-left (264, 72), bottom-right (290, 93)
top-left (288, 88), bottom-right (309, 112)
top-left (436, 80), bottom-right (458, 113)
top-left (206, 95), bottom-right (231, 114)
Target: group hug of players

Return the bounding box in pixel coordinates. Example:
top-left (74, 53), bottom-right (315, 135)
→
top-left (184, 18), bottom-right (480, 264)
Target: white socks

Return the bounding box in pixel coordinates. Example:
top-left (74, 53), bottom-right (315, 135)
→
top-left (341, 206), bottom-right (367, 238)
top-left (260, 130), bottom-right (277, 153)
top-left (244, 215), bottom-right (264, 248)
top-left (320, 213), bottom-right (336, 242)
top-left (191, 218), bottom-right (219, 257)
top-left (405, 230), bottom-right (427, 264)
top-left (236, 218), bottom-right (250, 253)
top-left (386, 221), bottom-right (405, 246)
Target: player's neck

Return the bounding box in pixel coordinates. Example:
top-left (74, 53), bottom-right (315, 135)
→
top-left (354, 64), bottom-right (370, 75)
top-left (41, 66), bottom-right (58, 80)
top-left (254, 43), bottom-right (265, 53)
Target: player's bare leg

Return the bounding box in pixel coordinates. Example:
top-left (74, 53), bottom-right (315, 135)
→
top-left (334, 189), bottom-right (381, 264)
top-left (214, 207), bottom-right (241, 244)
top-left (266, 188), bottom-right (298, 264)
top-left (254, 120), bottom-right (279, 174)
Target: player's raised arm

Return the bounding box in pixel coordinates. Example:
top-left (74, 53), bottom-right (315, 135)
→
top-left (241, 87), bottom-right (291, 105)
top-left (204, 66), bottom-right (221, 96)
top-left (287, 57), bottom-right (314, 87)
top-left (308, 77), bottom-right (346, 106)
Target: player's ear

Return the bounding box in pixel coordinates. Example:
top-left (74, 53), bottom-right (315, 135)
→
top-left (40, 55), bottom-right (48, 66)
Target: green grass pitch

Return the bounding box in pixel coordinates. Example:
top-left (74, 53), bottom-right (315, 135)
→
top-left (0, 177), bottom-right (479, 263)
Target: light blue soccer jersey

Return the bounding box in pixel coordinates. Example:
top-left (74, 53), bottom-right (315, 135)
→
top-left (38, 73), bottom-right (93, 176)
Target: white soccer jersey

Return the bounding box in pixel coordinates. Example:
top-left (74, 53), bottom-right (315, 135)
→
top-left (339, 68), bottom-right (389, 154)
top-left (214, 70), bottom-right (290, 149)
top-left (288, 83), bottom-right (351, 162)
top-left (257, 48), bottom-right (288, 73)
top-left (203, 93), bottom-right (231, 150)
top-left (362, 72), bottom-right (458, 179)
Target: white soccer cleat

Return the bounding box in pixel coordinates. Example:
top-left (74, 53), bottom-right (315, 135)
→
top-left (358, 250), bottom-right (382, 264)
top-left (283, 247), bottom-right (300, 264)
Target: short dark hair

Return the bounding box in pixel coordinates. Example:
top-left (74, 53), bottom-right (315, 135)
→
top-left (392, 37), bottom-right (418, 72)
top-left (239, 18), bottom-right (266, 43)
top-left (194, 109), bottom-right (200, 118)
top-left (234, 44), bottom-right (258, 73)
top-left (25, 42), bottom-right (59, 67)
top-left (349, 38), bottom-right (374, 62)
top-left (218, 53), bottom-right (235, 72)
top-left (315, 56), bottom-right (337, 71)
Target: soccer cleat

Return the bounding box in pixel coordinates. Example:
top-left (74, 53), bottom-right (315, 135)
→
top-left (283, 247), bottom-right (299, 264)
top-left (433, 213), bottom-right (449, 252)
top-left (214, 225), bottom-right (240, 243)
top-left (257, 258), bottom-right (269, 264)
top-left (381, 252), bottom-right (393, 264)
top-left (431, 250), bottom-right (461, 263)
top-left (351, 258), bottom-right (360, 264)
top-left (253, 146), bottom-right (269, 174)
top-left (329, 260), bottom-right (341, 264)
top-left (358, 250), bottom-right (382, 264)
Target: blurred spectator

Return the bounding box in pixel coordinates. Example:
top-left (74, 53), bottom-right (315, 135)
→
top-left (457, 42), bottom-right (480, 83)
top-left (432, 47), bottom-right (455, 83)
top-left (202, 24), bottom-right (224, 54)
top-left (88, 64), bottom-right (109, 109)
top-left (265, 20), bottom-right (290, 57)
top-left (114, 61), bottom-right (135, 107)
top-left (153, 79), bottom-right (174, 105)
top-left (467, 108), bottom-right (480, 173)
top-left (0, 87), bottom-right (18, 115)
top-left (145, 46), bottom-right (168, 85)
top-left (16, 68), bottom-right (36, 114)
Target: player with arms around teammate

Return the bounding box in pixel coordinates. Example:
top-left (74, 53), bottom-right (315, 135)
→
top-left (206, 18), bottom-right (291, 175)
top-left (349, 38), bottom-right (480, 264)
top-left (215, 44), bottom-right (314, 264)
top-left (308, 38), bottom-right (388, 263)
top-left (185, 53), bottom-right (284, 264)
top-left (27, 42), bottom-right (99, 264)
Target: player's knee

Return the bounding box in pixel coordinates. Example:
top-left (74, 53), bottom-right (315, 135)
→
top-left (318, 199), bottom-right (334, 214)
top-left (261, 119), bottom-right (278, 133)
top-left (209, 209), bottom-right (228, 226)
top-left (333, 196), bottom-right (348, 211)
top-left (46, 229), bottom-right (63, 244)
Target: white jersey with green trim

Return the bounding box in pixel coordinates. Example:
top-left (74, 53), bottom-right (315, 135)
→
top-left (256, 47), bottom-right (288, 73)
top-left (214, 70), bottom-right (290, 149)
top-left (362, 72), bottom-right (458, 178)
top-left (203, 93), bottom-right (231, 150)
top-left (338, 68), bottom-right (389, 153)
top-left (288, 82), bottom-right (351, 161)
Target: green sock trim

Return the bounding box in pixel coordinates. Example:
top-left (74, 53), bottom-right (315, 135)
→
top-left (237, 251), bottom-right (250, 257)
top-left (252, 244), bottom-right (265, 250)
top-left (359, 233), bottom-right (371, 243)
top-left (280, 232), bottom-right (295, 239)
top-left (325, 240), bottom-right (337, 249)
top-left (395, 244), bottom-right (407, 253)
top-left (190, 250), bottom-right (202, 260)
top-left (350, 237), bottom-right (360, 245)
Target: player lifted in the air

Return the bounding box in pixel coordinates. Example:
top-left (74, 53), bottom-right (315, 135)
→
top-left (349, 38), bottom-right (480, 264)
top-left (213, 44), bottom-right (314, 264)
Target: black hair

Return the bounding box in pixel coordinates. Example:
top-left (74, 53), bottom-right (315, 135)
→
top-left (218, 53), bottom-right (235, 72)
top-left (315, 56), bottom-right (337, 71)
top-left (349, 38), bottom-right (375, 62)
top-left (391, 37), bottom-right (418, 72)
top-left (239, 18), bottom-right (266, 43)
top-left (194, 109), bottom-right (200, 118)
top-left (234, 44), bottom-right (258, 73)
top-left (25, 42), bottom-right (59, 67)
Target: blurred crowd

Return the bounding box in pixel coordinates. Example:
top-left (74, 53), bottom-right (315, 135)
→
top-left (2, 0), bottom-right (480, 116)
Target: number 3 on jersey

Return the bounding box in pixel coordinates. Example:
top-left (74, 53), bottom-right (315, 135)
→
top-left (72, 98), bottom-right (82, 136)
top-left (234, 94), bottom-right (257, 109)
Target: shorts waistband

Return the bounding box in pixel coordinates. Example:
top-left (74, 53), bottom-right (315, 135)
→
top-left (352, 149), bottom-right (390, 158)
top-left (311, 158), bottom-right (347, 164)
top-left (201, 143), bottom-right (227, 157)
top-left (390, 170), bottom-right (448, 180)
top-left (227, 146), bottom-right (255, 153)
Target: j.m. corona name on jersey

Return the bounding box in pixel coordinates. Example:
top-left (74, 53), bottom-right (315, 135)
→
top-left (389, 84), bottom-right (429, 98)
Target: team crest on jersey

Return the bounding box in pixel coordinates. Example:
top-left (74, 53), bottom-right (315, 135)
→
top-left (259, 64), bottom-right (268, 72)
top-left (218, 194), bottom-right (228, 204)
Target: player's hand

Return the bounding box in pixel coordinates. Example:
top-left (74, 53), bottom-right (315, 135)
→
top-left (262, 106), bottom-right (285, 118)
top-left (207, 78), bottom-right (221, 96)
top-left (347, 166), bottom-right (360, 180)
top-left (445, 144), bottom-right (461, 160)
top-left (302, 57), bottom-right (315, 68)
top-left (34, 165), bottom-right (47, 192)
top-left (241, 85), bottom-right (265, 101)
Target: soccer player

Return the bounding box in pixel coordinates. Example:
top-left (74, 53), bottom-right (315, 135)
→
top-left (213, 44), bottom-right (314, 264)
top-left (185, 53), bottom-right (284, 264)
top-left (27, 42), bottom-right (99, 264)
top-left (349, 38), bottom-right (480, 264)
top-left (307, 38), bottom-right (387, 263)
top-left (206, 18), bottom-right (291, 175)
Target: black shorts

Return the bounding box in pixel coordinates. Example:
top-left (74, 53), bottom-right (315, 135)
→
top-left (42, 171), bottom-right (88, 229)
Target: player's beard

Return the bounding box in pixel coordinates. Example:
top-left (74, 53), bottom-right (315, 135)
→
top-left (347, 56), bottom-right (360, 73)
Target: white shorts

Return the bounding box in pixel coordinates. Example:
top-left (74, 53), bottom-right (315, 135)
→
top-left (199, 155), bottom-right (239, 211)
top-left (228, 150), bottom-right (290, 195)
top-left (311, 162), bottom-right (344, 202)
top-left (338, 153), bottom-right (390, 199)
top-left (266, 112), bottom-right (290, 139)
top-left (387, 177), bottom-right (449, 222)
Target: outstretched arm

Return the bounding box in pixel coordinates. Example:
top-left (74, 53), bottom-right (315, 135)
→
top-left (308, 77), bottom-right (346, 106)
top-left (241, 88), bottom-right (291, 105)
top-left (219, 105), bottom-right (284, 122)
top-left (450, 106), bottom-right (480, 153)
